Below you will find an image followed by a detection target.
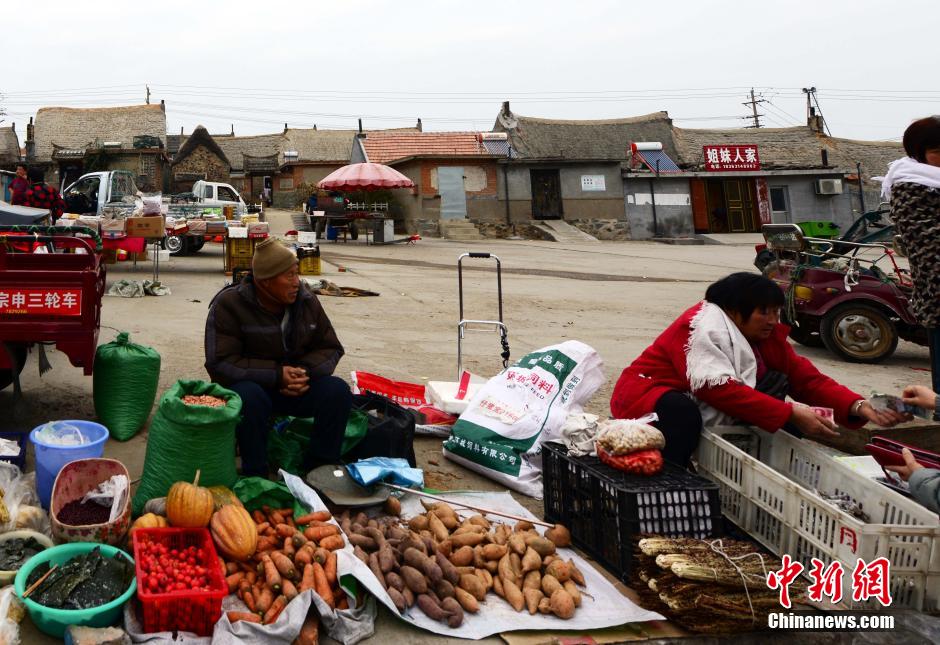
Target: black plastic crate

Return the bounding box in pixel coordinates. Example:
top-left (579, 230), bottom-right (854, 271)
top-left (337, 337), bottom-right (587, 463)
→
top-left (0, 432), bottom-right (27, 470)
top-left (542, 441), bottom-right (723, 582)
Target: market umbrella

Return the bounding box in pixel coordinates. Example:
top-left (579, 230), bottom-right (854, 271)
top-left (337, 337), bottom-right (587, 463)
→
top-left (317, 163), bottom-right (415, 192)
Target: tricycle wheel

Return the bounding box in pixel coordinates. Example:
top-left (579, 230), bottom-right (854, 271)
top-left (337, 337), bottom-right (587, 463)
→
top-left (788, 321), bottom-right (824, 348)
top-left (187, 236), bottom-right (205, 253)
top-left (0, 344), bottom-right (27, 392)
top-left (162, 234), bottom-right (188, 256)
top-left (821, 303), bottom-right (898, 363)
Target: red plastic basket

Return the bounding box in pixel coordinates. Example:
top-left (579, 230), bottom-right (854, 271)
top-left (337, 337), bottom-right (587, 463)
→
top-left (131, 527), bottom-right (227, 636)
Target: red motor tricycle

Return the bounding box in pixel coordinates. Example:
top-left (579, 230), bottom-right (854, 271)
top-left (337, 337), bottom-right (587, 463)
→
top-left (758, 223), bottom-right (926, 363)
top-left (0, 223), bottom-right (106, 392)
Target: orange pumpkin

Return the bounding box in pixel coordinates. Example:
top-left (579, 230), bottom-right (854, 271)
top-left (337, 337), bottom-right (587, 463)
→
top-left (166, 470), bottom-right (214, 528)
top-left (130, 513), bottom-right (168, 535)
top-left (210, 504), bottom-right (258, 561)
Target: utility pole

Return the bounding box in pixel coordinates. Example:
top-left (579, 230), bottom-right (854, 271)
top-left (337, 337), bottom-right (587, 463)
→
top-left (146, 85), bottom-right (150, 104)
top-left (742, 88), bottom-right (766, 128)
top-left (802, 86), bottom-right (831, 136)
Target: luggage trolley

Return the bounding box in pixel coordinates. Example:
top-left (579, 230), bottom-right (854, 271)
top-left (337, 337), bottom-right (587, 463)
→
top-left (457, 252), bottom-right (510, 379)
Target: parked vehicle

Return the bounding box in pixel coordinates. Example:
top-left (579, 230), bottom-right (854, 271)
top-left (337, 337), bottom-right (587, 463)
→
top-left (754, 207), bottom-right (895, 272)
top-left (0, 221), bottom-right (106, 392)
top-left (190, 180), bottom-right (247, 217)
top-left (62, 172), bottom-right (249, 256)
top-left (759, 223), bottom-right (926, 363)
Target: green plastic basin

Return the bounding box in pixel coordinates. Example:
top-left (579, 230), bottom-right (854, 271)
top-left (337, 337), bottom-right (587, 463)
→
top-left (14, 541), bottom-right (136, 638)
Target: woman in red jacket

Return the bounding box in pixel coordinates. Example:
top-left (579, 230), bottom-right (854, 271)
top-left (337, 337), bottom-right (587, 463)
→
top-left (610, 272), bottom-right (907, 465)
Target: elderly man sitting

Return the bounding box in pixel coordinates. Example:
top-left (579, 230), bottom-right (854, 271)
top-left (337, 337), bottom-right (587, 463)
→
top-left (205, 237), bottom-right (352, 476)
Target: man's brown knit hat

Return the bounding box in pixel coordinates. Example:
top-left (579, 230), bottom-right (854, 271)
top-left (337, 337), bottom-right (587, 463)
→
top-left (252, 238), bottom-right (297, 280)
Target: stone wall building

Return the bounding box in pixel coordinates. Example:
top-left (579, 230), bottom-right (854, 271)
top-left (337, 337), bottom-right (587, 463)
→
top-left (26, 103), bottom-right (168, 190)
top-left (169, 125), bottom-right (231, 191)
top-left (492, 103), bottom-right (674, 240)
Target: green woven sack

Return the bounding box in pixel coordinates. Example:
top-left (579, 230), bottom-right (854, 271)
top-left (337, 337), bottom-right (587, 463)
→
top-left (132, 380), bottom-right (242, 514)
top-left (267, 411), bottom-right (369, 475)
top-left (93, 332), bottom-right (161, 441)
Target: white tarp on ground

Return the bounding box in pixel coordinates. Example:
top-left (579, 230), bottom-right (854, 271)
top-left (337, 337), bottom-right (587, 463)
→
top-left (283, 472), bottom-right (663, 640)
top-left (132, 472), bottom-right (663, 642)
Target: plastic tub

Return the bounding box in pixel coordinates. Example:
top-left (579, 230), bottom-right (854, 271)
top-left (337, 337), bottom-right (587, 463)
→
top-left (50, 458), bottom-right (131, 545)
top-left (14, 542), bottom-right (136, 638)
top-left (0, 530), bottom-right (54, 585)
top-left (132, 528), bottom-right (227, 636)
top-left (30, 421), bottom-right (109, 509)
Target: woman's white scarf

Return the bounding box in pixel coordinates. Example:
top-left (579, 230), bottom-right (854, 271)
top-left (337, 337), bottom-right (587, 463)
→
top-left (879, 156), bottom-right (940, 200)
top-left (685, 301), bottom-right (757, 427)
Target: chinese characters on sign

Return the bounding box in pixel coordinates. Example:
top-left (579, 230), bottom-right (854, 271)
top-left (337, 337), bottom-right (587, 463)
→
top-left (0, 289), bottom-right (82, 316)
top-left (703, 144), bottom-right (761, 172)
top-left (767, 556), bottom-right (892, 608)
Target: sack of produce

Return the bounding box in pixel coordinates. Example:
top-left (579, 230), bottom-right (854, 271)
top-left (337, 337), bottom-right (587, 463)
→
top-left (132, 380), bottom-right (241, 515)
top-left (594, 417), bottom-right (664, 455)
top-left (443, 341), bottom-right (605, 497)
top-left (594, 416), bottom-right (665, 476)
top-left (596, 445), bottom-right (664, 475)
top-left (93, 332), bottom-right (161, 441)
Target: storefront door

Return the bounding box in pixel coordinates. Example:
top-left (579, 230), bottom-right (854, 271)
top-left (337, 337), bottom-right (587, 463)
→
top-left (724, 179), bottom-right (758, 232)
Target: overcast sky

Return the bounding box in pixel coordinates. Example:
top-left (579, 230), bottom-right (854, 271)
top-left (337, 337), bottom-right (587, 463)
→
top-left (2, 0), bottom-right (936, 143)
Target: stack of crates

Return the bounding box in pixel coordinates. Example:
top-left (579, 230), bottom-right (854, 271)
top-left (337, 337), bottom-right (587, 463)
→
top-left (224, 237), bottom-right (258, 274)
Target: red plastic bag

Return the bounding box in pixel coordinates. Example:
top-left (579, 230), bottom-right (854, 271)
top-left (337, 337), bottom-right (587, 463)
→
top-left (596, 445), bottom-right (664, 476)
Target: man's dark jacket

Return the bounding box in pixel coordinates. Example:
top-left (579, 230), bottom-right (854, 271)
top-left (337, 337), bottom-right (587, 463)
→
top-left (205, 276), bottom-right (344, 389)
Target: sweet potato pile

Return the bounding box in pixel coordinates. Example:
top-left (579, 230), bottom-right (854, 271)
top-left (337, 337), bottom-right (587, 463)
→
top-left (339, 500), bottom-right (585, 626)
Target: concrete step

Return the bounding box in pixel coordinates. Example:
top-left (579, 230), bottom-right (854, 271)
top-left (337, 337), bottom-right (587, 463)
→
top-left (440, 220), bottom-right (483, 240)
top-left (536, 219), bottom-right (599, 243)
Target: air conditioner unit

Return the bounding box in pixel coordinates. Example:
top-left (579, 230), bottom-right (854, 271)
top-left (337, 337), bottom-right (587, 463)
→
top-left (283, 150), bottom-right (299, 161)
top-left (815, 178), bottom-right (843, 195)
top-left (102, 141), bottom-right (122, 148)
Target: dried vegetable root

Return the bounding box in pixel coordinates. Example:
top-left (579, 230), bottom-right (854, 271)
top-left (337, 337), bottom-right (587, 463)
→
top-left (632, 536), bottom-right (807, 635)
top-left (336, 502), bottom-right (584, 626)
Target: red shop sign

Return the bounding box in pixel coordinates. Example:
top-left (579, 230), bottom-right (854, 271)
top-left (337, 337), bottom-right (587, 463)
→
top-left (703, 144), bottom-right (761, 171)
top-left (0, 288), bottom-right (83, 316)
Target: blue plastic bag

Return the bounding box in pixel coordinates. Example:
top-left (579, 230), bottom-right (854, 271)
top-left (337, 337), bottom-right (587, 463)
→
top-left (346, 457), bottom-right (424, 488)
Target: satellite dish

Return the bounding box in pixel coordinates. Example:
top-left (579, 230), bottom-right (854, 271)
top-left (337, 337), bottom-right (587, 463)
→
top-left (497, 111), bottom-right (518, 130)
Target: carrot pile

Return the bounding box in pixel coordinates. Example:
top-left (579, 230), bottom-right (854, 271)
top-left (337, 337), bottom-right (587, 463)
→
top-left (221, 505), bottom-right (348, 643)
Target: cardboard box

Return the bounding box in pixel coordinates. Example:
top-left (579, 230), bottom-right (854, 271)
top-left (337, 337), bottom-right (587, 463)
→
top-left (228, 226), bottom-right (248, 239)
top-left (126, 215), bottom-right (166, 239)
top-left (100, 218), bottom-right (126, 234)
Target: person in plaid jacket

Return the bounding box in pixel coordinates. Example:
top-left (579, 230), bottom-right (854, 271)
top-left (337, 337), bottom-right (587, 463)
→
top-left (22, 167), bottom-right (66, 218)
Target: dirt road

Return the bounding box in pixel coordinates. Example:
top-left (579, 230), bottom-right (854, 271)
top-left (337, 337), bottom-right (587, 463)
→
top-left (3, 210), bottom-right (929, 643)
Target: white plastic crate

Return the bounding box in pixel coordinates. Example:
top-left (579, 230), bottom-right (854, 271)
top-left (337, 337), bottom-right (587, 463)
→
top-left (696, 426), bottom-right (940, 611)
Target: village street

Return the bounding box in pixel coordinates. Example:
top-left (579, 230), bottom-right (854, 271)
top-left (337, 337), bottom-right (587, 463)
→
top-left (2, 209), bottom-right (931, 643)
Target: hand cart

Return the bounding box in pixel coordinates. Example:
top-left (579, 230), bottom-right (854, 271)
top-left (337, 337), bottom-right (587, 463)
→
top-left (457, 252), bottom-right (510, 379)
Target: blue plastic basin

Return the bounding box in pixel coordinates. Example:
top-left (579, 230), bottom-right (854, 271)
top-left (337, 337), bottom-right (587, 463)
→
top-left (30, 421), bottom-right (109, 509)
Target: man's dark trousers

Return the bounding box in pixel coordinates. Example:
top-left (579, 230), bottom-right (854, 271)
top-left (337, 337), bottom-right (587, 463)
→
top-left (229, 376), bottom-right (352, 476)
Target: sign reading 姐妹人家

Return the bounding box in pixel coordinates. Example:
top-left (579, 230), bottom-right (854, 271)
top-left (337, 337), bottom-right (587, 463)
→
top-left (703, 145), bottom-right (761, 172)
